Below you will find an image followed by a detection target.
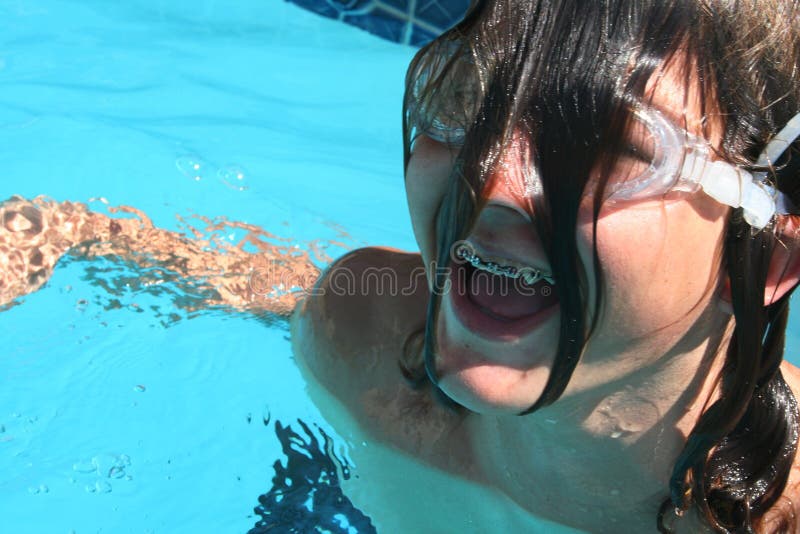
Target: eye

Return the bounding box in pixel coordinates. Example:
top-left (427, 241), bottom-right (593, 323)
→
top-left (407, 43), bottom-right (482, 149)
top-left (612, 142), bottom-right (655, 183)
top-left (600, 112), bottom-right (663, 196)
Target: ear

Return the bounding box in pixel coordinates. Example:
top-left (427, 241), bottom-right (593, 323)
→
top-left (719, 216), bottom-right (800, 313)
top-left (765, 217), bottom-right (800, 306)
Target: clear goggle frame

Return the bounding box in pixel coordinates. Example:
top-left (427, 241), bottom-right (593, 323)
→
top-left (407, 42), bottom-right (800, 229)
top-left (411, 97), bottom-right (798, 230)
top-left (606, 107), bottom-right (795, 230)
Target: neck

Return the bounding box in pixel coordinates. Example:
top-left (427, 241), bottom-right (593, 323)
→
top-left (473, 309), bottom-right (733, 532)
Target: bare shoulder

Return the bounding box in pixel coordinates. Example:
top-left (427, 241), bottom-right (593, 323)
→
top-left (295, 246), bottom-right (429, 362)
top-left (291, 247), bottom-right (477, 478)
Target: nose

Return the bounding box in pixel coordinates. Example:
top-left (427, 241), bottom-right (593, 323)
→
top-left (468, 137), bottom-right (548, 263)
top-left (480, 135), bottom-right (539, 221)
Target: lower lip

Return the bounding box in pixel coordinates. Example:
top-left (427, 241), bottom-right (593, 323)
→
top-left (449, 265), bottom-right (559, 341)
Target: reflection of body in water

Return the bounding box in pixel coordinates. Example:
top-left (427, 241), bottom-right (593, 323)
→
top-left (0, 195), bottom-right (473, 532)
top-left (0, 195), bottom-right (321, 316)
top-left (0, 196), bottom-right (378, 530)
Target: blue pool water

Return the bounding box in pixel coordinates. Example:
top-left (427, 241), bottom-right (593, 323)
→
top-left (3, 1), bottom-right (800, 533)
top-left (0, 1), bottom-right (417, 532)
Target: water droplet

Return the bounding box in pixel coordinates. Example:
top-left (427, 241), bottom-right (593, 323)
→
top-left (39, 484), bottom-right (49, 493)
top-left (610, 430), bottom-right (623, 439)
top-left (27, 486), bottom-right (39, 495)
top-left (95, 480), bottom-right (112, 493)
top-left (133, 385), bottom-right (146, 393)
top-left (610, 489), bottom-right (620, 496)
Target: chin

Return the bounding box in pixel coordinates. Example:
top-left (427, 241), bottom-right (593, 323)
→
top-left (433, 309), bottom-right (555, 415)
top-left (436, 363), bottom-right (551, 415)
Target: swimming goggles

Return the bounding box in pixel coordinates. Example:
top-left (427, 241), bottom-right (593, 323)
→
top-left (412, 96), bottom-right (800, 229)
top-left (599, 107), bottom-right (800, 229)
top-left (408, 42), bottom-right (800, 229)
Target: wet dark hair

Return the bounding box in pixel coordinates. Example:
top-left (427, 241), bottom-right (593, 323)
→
top-left (400, 0), bottom-right (800, 531)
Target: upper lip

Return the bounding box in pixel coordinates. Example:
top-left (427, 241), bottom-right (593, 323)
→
top-left (462, 204), bottom-right (551, 275)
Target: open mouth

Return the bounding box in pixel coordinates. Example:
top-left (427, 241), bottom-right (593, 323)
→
top-left (449, 255), bottom-right (560, 340)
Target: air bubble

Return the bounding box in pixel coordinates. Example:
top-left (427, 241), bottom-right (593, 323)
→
top-left (218, 165), bottom-right (248, 191)
top-left (109, 466), bottom-right (125, 479)
top-left (176, 155), bottom-right (207, 181)
top-left (73, 460), bottom-right (95, 473)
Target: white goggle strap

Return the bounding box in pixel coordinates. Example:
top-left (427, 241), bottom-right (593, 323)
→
top-left (687, 112), bottom-right (800, 230)
top-left (756, 113), bottom-right (800, 168)
top-left (691, 161), bottom-right (775, 229)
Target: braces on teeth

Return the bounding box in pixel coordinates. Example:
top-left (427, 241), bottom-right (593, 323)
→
top-left (455, 244), bottom-right (555, 285)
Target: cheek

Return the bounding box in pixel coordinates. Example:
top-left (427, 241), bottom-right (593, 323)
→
top-left (404, 137), bottom-right (459, 269)
top-left (577, 198), bottom-right (727, 341)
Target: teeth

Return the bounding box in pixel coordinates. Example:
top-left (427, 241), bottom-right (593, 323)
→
top-left (455, 244), bottom-right (554, 285)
